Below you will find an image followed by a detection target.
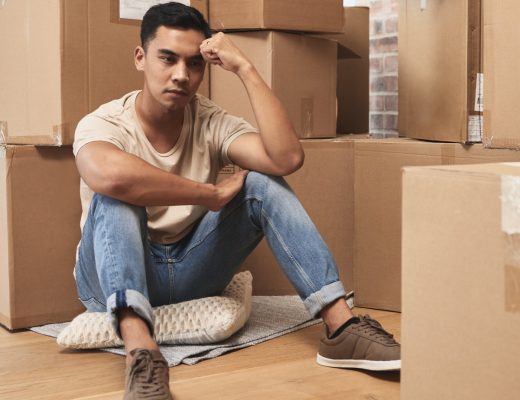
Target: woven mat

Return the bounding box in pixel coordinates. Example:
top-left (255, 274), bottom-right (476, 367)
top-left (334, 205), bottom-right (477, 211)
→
top-left (31, 296), bottom-right (324, 367)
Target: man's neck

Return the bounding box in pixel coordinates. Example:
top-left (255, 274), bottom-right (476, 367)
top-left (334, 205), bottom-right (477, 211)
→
top-left (135, 91), bottom-right (186, 153)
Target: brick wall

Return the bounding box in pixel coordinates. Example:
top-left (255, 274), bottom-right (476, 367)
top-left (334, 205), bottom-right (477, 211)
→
top-left (344, 0), bottom-right (399, 137)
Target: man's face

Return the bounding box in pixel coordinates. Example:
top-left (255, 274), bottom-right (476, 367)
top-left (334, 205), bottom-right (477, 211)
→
top-left (135, 26), bottom-right (206, 112)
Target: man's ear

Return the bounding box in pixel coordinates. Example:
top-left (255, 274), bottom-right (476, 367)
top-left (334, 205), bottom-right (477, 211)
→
top-left (134, 46), bottom-right (145, 71)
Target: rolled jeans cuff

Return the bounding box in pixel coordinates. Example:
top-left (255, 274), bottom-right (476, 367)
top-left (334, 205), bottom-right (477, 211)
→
top-left (106, 289), bottom-right (154, 339)
top-left (303, 281), bottom-right (347, 318)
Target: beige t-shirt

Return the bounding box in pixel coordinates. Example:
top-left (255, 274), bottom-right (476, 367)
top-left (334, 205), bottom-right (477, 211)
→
top-left (73, 91), bottom-right (256, 244)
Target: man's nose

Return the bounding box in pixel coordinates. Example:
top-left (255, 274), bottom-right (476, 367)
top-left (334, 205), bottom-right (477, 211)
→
top-left (172, 62), bottom-right (189, 83)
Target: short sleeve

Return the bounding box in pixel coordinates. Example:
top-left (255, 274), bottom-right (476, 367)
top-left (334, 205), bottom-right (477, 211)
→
top-left (197, 96), bottom-right (258, 167)
top-left (73, 114), bottom-right (127, 157)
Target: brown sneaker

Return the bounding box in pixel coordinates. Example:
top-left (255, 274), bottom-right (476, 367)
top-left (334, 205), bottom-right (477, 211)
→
top-left (317, 315), bottom-right (401, 371)
top-left (124, 348), bottom-right (173, 400)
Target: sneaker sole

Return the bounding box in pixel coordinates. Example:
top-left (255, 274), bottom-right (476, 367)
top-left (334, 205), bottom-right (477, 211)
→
top-left (316, 354), bottom-right (401, 371)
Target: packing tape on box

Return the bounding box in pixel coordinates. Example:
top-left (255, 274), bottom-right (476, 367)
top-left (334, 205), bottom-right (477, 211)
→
top-left (420, 0), bottom-right (427, 11)
top-left (501, 175), bottom-right (520, 235)
top-left (52, 124), bottom-right (64, 146)
top-left (0, 122), bottom-right (7, 144)
top-left (301, 98), bottom-right (314, 138)
top-left (501, 175), bottom-right (520, 312)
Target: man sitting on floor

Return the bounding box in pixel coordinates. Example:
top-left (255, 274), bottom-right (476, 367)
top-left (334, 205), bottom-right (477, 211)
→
top-left (72, 2), bottom-right (400, 399)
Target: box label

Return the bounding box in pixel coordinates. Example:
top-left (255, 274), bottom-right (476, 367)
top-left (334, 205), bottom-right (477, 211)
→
top-left (119, 0), bottom-right (190, 20)
top-left (475, 73), bottom-right (484, 112)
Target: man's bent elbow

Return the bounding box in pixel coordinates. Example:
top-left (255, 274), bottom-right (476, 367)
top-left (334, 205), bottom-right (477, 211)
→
top-left (278, 149), bottom-right (305, 176)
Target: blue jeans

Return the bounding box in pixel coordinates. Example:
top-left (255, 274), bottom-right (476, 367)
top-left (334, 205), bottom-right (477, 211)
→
top-left (75, 172), bottom-right (346, 335)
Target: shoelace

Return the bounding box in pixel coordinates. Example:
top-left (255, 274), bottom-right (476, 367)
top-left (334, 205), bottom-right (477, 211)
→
top-left (127, 350), bottom-right (170, 399)
top-left (356, 315), bottom-right (398, 345)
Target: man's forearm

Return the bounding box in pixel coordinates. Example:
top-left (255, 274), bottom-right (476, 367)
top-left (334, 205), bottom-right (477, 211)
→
top-left (237, 64), bottom-right (304, 171)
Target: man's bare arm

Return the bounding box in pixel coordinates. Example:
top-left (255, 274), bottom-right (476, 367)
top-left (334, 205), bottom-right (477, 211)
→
top-left (75, 141), bottom-right (247, 210)
top-left (200, 33), bottom-right (304, 176)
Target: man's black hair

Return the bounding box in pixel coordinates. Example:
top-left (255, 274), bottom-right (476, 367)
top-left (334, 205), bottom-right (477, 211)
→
top-left (140, 2), bottom-right (212, 50)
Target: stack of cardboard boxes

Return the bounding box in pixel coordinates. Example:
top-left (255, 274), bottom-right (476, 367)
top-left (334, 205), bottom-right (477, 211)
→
top-left (0, 0), bottom-right (370, 329)
top-left (398, 1), bottom-right (520, 398)
top-left (0, 0), bottom-right (210, 330)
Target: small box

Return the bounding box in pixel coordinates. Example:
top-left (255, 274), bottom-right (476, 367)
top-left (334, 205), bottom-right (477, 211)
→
top-left (0, 0), bottom-right (154, 145)
top-left (354, 138), bottom-right (520, 311)
top-left (210, 31), bottom-right (337, 138)
top-left (483, 0), bottom-right (520, 150)
top-left (0, 146), bottom-right (84, 329)
top-left (402, 162), bottom-right (520, 400)
top-left (398, 0), bottom-right (482, 143)
top-left (209, 0), bottom-right (343, 33)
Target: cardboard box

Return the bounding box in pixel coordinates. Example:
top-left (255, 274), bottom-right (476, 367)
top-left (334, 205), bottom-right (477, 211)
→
top-left (0, 146), bottom-right (84, 330)
top-left (209, 0), bottom-right (343, 33)
top-left (219, 137), bottom-right (356, 296)
top-left (398, 0), bottom-right (482, 143)
top-left (401, 162), bottom-right (520, 400)
top-left (210, 31), bottom-right (337, 138)
top-left (319, 7), bottom-right (369, 134)
top-left (483, 0), bottom-right (520, 149)
top-left (0, 0), bottom-right (210, 146)
top-left (354, 138), bottom-right (520, 311)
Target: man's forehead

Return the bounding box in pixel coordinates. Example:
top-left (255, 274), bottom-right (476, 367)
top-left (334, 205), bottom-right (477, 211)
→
top-left (152, 26), bottom-right (205, 45)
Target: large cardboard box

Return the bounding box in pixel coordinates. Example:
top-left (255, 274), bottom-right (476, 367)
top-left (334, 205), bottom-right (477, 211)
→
top-left (354, 138), bottom-right (520, 311)
top-left (320, 7), bottom-right (369, 134)
top-left (0, 0), bottom-right (210, 146)
top-left (402, 162), bottom-right (520, 400)
top-left (210, 32), bottom-right (337, 138)
top-left (483, 0), bottom-right (520, 149)
top-left (219, 137), bottom-right (356, 296)
top-left (398, 0), bottom-right (482, 143)
top-left (0, 146), bottom-right (83, 330)
top-left (209, 0), bottom-right (343, 33)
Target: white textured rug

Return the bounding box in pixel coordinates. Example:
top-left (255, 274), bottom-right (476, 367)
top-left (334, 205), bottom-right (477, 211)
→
top-left (31, 296), bottom-right (326, 367)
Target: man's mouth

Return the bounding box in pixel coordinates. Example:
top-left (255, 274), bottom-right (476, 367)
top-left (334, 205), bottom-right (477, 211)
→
top-left (165, 88), bottom-right (188, 97)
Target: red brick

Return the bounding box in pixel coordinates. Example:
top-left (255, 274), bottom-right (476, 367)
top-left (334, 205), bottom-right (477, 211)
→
top-left (384, 95), bottom-right (398, 111)
top-left (370, 56), bottom-right (383, 74)
top-left (384, 54), bottom-right (399, 74)
top-left (385, 16), bottom-right (399, 34)
top-left (370, 76), bottom-right (398, 93)
top-left (383, 113), bottom-right (398, 130)
top-left (370, 113), bottom-right (384, 130)
top-left (370, 36), bottom-right (398, 54)
top-left (371, 19), bottom-right (384, 36)
top-left (370, 95), bottom-right (385, 112)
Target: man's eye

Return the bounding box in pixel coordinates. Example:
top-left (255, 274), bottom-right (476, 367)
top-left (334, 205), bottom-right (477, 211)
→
top-left (189, 60), bottom-right (204, 68)
top-left (159, 56), bottom-right (175, 63)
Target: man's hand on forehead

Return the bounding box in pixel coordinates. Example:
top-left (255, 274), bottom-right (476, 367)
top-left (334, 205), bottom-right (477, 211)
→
top-left (199, 32), bottom-right (252, 74)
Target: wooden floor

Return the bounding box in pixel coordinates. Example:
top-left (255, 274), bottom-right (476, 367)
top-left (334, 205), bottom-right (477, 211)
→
top-left (0, 307), bottom-right (400, 400)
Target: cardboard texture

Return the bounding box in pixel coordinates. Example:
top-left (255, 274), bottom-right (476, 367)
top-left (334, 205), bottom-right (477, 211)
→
top-left (401, 162), bottom-right (520, 400)
top-left (483, 0), bottom-right (520, 149)
top-left (0, 0), bottom-right (210, 146)
top-left (354, 138), bottom-right (520, 311)
top-left (398, 0), bottom-right (483, 143)
top-left (319, 7), bottom-right (369, 134)
top-left (0, 146), bottom-right (84, 330)
top-left (210, 31), bottom-right (337, 138)
top-left (218, 137), bottom-right (355, 296)
top-left (209, 0), bottom-right (343, 33)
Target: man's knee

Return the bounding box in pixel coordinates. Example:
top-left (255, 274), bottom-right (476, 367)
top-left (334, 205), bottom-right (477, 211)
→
top-left (89, 193), bottom-right (147, 221)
